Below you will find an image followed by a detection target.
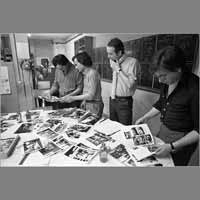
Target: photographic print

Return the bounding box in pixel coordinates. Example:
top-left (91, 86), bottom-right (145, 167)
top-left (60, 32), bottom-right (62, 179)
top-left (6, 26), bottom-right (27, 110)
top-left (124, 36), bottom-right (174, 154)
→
top-left (133, 134), bottom-right (154, 146)
top-left (69, 124), bottom-right (91, 132)
top-left (68, 109), bottom-right (88, 119)
top-left (23, 138), bottom-right (43, 154)
top-left (37, 118), bottom-right (63, 131)
top-left (54, 123), bottom-right (68, 133)
top-left (36, 128), bottom-right (59, 140)
top-left (109, 144), bottom-right (131, 163)
top-left (0, 136), bottom-right (20, 158)
top-left (52, 135), bottom-right (75, 150)
top-left (86, 132), bottom-right (115, 146)
top-left (65, 129), bottom-right (81, 139)
top-left (48, 108), bottom-right (75, 118)
top-left (39, 142), bottom-right (61, 157)
top-left (14, 123), bottom-right (33, 134)
top-left (80, 115), bottom-right (99, 125)
top-left (64, 144), bottom-right (98, 163)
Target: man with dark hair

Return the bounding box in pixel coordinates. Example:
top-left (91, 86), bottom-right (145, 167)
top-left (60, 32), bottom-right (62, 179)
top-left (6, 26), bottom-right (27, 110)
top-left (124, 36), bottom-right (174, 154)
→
top-left (63, 51), bottom-right (104, 118)
top-left (106, 38), bottom-right (140, 125)
top-left (47, 54), bottom-right (83, 109)
top-left (136, 45), bottom-right (199, 166)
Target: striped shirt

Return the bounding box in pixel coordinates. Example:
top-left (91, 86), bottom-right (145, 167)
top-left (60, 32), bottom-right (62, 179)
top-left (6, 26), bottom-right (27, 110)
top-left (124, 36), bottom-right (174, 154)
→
top-left (53, 65), bottom-right (83, 97)
top-left (83, 68), bottom-right (102, 101)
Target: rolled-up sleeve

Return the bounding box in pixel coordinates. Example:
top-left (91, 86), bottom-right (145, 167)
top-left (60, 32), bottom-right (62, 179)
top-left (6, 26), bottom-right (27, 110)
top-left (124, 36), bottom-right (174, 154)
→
top-left (153, 96), bottom-right (162, 112)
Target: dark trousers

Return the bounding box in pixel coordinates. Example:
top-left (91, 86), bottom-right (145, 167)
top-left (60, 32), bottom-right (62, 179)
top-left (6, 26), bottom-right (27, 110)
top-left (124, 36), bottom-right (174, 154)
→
top-left (158, 123), bottom-right (199, 166)
top-left (109, 96), bottom-right (133, 125)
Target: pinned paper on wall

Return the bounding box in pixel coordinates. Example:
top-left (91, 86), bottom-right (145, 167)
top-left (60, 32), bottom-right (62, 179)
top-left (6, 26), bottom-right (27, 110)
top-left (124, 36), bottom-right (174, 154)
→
top-left (0, 66), bottom-right (11, 94)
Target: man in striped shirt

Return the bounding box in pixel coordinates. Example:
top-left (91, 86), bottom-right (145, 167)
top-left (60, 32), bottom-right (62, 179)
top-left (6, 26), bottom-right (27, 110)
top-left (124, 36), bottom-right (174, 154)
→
top-left (49, 54), bottom-right (83, 109)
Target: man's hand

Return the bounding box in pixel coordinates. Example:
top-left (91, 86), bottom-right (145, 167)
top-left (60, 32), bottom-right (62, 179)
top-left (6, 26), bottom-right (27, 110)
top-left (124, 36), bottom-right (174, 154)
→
top-left (135, 116), bottom-right (148, 125)
top-left (111, 60), bottom-right (121, 73)
top-left (154, 144), bottom-right (172, 157)
top-left (60, 95), bottom-right (74, 103)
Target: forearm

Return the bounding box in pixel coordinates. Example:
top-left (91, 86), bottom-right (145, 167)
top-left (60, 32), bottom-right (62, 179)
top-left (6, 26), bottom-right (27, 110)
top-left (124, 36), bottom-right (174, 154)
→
top-left (142, 107), bottom-right (160, 121)
top-left (172, 130), bottom-right (199, 151)
top-left (71, 93), bottom-right (92, 101)
top-left (68, 87), bottom-right (82, 96)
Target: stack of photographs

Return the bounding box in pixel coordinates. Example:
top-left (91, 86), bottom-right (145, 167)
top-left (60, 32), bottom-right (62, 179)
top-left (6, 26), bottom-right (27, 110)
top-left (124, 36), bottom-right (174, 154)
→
top-left (123, 124), bottom-right (154, 146)
top-left (36, 128), bottom-right (59, 140)
top-left (0, 135), bottom-right (20, 159)
top-left (38, 95), bottom-right (60, 103)
top-left (48, 108), bottom-right (76, 118)
top-left (23, 138), bottom-right (43, 154)
top-left (14, 123), bottom-right (34, 134)
top-left (64, 143), bottom-right (98, 163)
top-left (109, 144), bottom-right (136, 167)
top-left (86, 131), bottom-right (115, 146)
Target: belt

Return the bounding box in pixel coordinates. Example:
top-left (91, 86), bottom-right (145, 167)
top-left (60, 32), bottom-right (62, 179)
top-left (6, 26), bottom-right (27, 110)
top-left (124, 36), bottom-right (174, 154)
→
top-left (115, 95), bottom-right (132, 100)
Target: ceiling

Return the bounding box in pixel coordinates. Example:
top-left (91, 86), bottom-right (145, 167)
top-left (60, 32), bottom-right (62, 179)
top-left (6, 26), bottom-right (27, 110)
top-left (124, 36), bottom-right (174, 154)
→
top-left (28, 33), bottom-right (80, 42)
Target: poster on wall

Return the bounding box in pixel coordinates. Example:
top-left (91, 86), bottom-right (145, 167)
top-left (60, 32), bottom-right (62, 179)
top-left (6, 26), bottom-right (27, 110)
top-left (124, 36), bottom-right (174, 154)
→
top-left (0, 66), bottom-right (11, 94)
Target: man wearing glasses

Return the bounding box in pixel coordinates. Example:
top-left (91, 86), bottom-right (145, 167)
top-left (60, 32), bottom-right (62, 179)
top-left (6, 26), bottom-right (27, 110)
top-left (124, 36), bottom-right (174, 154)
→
top-left (136, 46), bottom-right (199, 166)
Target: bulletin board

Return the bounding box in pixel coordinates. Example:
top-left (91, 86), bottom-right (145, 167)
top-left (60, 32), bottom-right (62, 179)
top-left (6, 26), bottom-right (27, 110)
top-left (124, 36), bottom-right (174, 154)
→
top-left (0, 66), bottom-right (11, 94)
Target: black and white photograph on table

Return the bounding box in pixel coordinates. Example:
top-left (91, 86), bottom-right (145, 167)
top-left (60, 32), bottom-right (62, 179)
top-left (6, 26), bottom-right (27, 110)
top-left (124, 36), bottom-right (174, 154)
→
top-left (64, 143), bottom-right (98, 163)
top-left (86, 132), bottom-right (115, 146)
top-left (109, 144), bottom-right (132, 163)
top-left (52, 135), bottom-right (75, 150)
top-left (68, 124), bottom-right (91, 132)
top-left (65, 128), bottom-right (81, 139)
top-left (14, 123), bottom-right (34, 134)
top-left (54, 123), bottom-right (68, 133)
top-left (36, 128), bottom-right (59, 140)
top-left (39, 142), bottom-right (61, 157)
top-left (23, 138), bottom-right (43, 154)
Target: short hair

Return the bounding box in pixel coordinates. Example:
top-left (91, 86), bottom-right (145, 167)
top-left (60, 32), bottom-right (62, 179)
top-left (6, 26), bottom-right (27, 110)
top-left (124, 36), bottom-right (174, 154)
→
top-left (107, 38), bottom-right (125, 54)
top-left (72, 51), bottom-right (93, 67)
top-left (151, 45), bottom-right (187, 73)
top-left (52, 54), bottom-right (70, 67)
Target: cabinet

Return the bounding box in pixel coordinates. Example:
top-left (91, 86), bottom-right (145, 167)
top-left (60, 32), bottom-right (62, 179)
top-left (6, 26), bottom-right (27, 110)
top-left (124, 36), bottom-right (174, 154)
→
top-left (74, 36), bottom-right (93, 58)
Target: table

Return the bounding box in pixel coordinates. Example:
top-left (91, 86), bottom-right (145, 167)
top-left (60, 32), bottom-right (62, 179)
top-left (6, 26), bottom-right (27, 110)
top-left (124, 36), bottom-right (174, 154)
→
top-left (0, 109), bottom-right (174, 167)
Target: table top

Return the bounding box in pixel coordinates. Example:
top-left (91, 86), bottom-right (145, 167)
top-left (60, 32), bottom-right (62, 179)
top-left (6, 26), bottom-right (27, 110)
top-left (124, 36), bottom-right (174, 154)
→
top-left (0, 109), bottom-right (174, 167)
